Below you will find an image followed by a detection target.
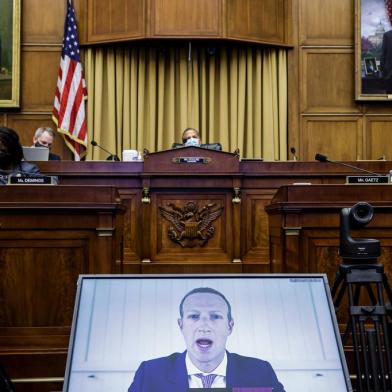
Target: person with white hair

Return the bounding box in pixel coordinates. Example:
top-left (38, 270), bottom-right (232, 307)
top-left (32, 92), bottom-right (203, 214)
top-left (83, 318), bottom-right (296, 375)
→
top-left (32, 127), bottom-right (61, 160)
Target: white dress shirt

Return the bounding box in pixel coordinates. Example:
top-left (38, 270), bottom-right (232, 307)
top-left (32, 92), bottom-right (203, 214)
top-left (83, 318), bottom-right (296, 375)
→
top-left (186, 351), bottom-right (228, 388)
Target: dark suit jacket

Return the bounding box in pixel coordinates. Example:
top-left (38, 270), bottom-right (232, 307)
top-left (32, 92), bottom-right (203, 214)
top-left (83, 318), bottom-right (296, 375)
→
top-left (381, 30), bottom-right (392, 80)
top-left (128, 351), bottom-right (285, 392)
top-left (49, 152), bottom-right (61, 161)
top-left (0, 162), bottom-right (40, 185)
top-left (17, 161), bottom-right (40, 174)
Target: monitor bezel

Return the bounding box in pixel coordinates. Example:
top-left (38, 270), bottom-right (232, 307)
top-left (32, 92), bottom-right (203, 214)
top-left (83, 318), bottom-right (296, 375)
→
top-left (63, 273), bottom-right (352, 392)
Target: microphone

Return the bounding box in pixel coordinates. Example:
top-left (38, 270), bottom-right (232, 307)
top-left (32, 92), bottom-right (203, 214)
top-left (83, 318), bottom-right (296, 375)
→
top-left (290, 147), bottom-right (298, 161)
top-left (314, 153), bottom-right (382, 176)
top-left (91, 140), bottom-right (120, 161)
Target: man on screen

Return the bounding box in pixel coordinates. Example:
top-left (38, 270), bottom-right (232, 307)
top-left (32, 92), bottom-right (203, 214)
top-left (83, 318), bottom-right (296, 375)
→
top-left (128, 287), bottom-right (285, 392)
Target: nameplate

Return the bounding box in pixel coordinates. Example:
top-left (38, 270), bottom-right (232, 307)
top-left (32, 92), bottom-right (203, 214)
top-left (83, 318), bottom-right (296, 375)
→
top-left (8, 175), bottom-right (57, 185)
top-left (188, 389), bottom-right (230, 392)
top-left (172, 157), bottom-right (211, 164)
top-left (189, 389), bottom-right (271, 392)
top-left (346, 175), bottom-right (389, 184)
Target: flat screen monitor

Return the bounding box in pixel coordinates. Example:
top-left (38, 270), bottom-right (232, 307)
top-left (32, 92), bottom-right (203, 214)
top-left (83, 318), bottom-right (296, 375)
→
top-left (63, 274), bottom-right (352, 392)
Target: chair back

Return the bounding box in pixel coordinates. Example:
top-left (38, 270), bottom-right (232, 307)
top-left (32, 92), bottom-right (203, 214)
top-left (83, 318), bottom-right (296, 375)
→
top-left (171, 142), bottom-right (222, 151)
top-left (200, 143), bottom-right (222, 151)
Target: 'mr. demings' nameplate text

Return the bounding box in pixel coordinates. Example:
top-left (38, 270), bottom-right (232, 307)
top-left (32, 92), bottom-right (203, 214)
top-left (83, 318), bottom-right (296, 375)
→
top-left (8, 176), bottom-right (57, 185)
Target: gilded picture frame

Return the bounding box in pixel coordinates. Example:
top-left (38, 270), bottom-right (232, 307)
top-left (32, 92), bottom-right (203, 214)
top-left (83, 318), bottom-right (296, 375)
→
top-left (355, 0), bottom-right (392, 100)
top-left (0, 0), bottom-right (20, 107)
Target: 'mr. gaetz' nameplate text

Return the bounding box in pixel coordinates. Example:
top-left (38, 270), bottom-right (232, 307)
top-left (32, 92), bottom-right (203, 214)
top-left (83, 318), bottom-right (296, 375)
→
top-left (346, 175), bottom-right (389, 184)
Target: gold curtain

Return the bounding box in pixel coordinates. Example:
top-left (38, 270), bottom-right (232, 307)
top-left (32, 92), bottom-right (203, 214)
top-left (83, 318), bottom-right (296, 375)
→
top-left (85, 44), bottom-right (287, 160)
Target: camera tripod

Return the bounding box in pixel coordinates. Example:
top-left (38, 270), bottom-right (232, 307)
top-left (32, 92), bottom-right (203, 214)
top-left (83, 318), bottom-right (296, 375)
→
top-left (0, 364), bottom-right (14, 392)
top-left (332, 261), bottom-right (392, 392)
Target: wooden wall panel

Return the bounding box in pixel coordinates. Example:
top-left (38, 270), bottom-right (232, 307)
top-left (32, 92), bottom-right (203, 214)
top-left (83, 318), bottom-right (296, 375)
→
top-left (21, 48), bottom-right (60, 112)
top-left (241, 190), bottom-right (276, 264)
top-left (301, 116), bottom-right (363, 161)
top-left (0, 186), bottom-right (123, 392)
top-left (299, 0), bottom-right (353, 45)
top-left (120, 190), bottom-right (143, 266)
top-left (0, 237), bottom-right (87, 327)
top-left (17, 0), bottom-right (79, 161)
top-left (85, 0), bottom-right (289, 44)
top-left (87, 0), bottom-right (145, 42)
top-left (22, 0), bottom-right (65, 43)
top-left (2, 0), bottom-right (67, 165)
top-left (301, 49), bottom-right (360, 113)
top-left (74, 0), bottom-right (88, 44)
top-left (6, 114), bottom-right (72, 160)
top-left (151, 0), bottom-right (222, 37)
top-left (227, 0), bottom-right (287, 44)
top-left (365, 116), bottom-right (392, 160)
top-left (304, 235), bottom-right (341, 282)
top-left (290, 0), bottom-right (392, 161)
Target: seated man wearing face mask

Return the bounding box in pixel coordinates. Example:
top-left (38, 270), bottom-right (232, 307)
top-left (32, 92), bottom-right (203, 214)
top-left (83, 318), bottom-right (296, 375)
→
top-left (182, 128), bottom-right (202, 147)
top-left (32, 127), bottom-right (61, 160)
top-left (0, 127), bottom-right (40, 183)
top-left (179, 128), bottom-right (222, 151)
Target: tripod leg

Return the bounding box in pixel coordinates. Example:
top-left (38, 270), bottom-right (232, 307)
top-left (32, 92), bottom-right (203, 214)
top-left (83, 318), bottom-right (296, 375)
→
top-left (342, 319), bottom-right (352, 345)
top-left (376, 282), bottom-right (392, 390)
top-left (335, 284), bottom-right (348, 310)
top-left (334, 280), bottom-right (353, 345)
top-left (375, 321), bottom-right (389, 391)
top-left (368, 329), bottom-right (381, 392)
top-left (365, 283), bottom-right (378, 305)
top-left (331, 271), bottom-right (343, 298)
top-left (382, 275), bottom-right (392, 304)
top-left (332, 276), bottom-right (347, 308)
top-left (334, 265), bottom-right (392, 391)
top-left (348, 284), bottom-right (365, 392)
top-left (381, 276), bottom-right (392, 387)
top-left (359, 319), bottom-right (372, 392)
top-left (380, 317), bottom-right (392, 389)
top-left (353, 284), bottom-right (362, 307)
top-left (0, 365), bottom-right (14, 392)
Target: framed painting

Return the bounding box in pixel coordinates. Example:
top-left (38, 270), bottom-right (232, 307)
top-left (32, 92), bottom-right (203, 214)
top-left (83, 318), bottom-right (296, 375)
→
top-left (0, 0), bottom-right (20, 107)
top-left (355, 0), bottom-right (392, 100)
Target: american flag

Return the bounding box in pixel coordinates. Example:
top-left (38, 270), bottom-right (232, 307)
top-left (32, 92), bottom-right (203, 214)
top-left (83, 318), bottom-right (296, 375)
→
top-left (52, 0), bottom-right (87, 161)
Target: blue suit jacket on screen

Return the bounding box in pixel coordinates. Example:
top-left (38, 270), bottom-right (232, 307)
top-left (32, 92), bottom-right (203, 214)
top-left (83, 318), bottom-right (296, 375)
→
top-left (128, 351), bottom-right (285, 392)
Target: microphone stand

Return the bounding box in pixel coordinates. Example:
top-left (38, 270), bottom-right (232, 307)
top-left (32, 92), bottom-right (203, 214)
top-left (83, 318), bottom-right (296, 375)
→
top-left (91, 141), bottom-right (120, 161)
top-left (290, 147), bottom-right (298, 161)
top-left (327, 161), bottom-right (381, 176)
top-left (315, 154), bottom-right (382, 176)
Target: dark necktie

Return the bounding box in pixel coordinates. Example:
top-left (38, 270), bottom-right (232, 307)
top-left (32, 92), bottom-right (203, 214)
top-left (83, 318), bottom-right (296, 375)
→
top-left (195, 373), bottom-right (217, 388)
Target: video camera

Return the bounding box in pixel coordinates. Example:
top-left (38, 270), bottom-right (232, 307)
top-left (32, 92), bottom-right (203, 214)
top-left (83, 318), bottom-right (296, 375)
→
top-left (339, 202), bottom-right (380, 262)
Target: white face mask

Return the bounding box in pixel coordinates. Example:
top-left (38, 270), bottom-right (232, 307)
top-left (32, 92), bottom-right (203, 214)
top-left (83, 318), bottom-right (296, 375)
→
top-left (184, 137), bottom-right (200, 147)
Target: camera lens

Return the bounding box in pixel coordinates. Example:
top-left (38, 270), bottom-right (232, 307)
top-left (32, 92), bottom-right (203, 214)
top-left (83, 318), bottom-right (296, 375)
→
top-left (350, 202), bottom-right (373, 225)
top-left (356, 206), bottom-right (369, 218)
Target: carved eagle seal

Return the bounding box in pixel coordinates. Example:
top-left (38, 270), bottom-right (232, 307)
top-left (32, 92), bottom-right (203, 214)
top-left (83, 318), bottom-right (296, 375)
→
top-left (159, 201), bottom-right (224, 247)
